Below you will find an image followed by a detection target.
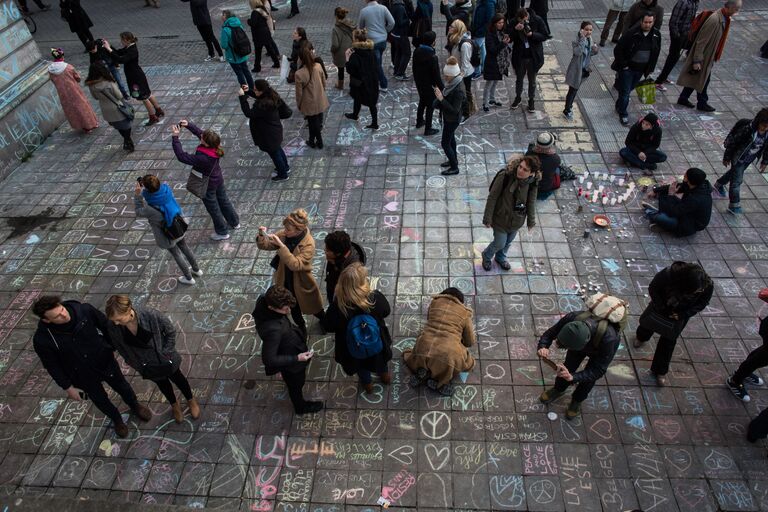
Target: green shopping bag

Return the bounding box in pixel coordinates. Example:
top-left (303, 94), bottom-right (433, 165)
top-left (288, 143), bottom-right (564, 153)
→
top-left (635, 79), bottom-right (656, 105)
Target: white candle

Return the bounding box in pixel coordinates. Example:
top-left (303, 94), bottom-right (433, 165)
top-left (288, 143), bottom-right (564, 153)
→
top-left (587, 182), bottom-right (592, 190)
top-left (598, 185), bottom-right (604, 193)
top-left (618, 178), bottom-right (625, 186)
top-left (610, 198), bottom-right (617, 205)
top-left (609, 175), bottom-right (616, 183)
top-left (617, 196), bottom-right (624, 204)
top-left (592, 191), bottom-right (599, 202)
top-left (602, 197), bottom-right (609, 205)
top-left (579, 176), bottom-right (584, 183)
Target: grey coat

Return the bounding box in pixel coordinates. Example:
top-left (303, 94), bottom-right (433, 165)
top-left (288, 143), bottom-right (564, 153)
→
top-left (565, 35), bottom-right (598, 89)
top-left (133, 194), bottom-right (182, 250)
top-left (88, 80), bottom-right (128, 123)
top-left (108, 306), bottom-right (182, 379)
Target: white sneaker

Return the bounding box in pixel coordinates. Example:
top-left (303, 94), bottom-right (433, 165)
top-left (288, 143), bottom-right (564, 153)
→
top-left (218, 56), bottom-right (226, 62)
top-left (210, 233), bottom-right (230, 241)
top-left (271, 169), bottom-right (292, 178)
top-left (191, 268), bottom-right (204, 277)
top-left (178, 276), bottom-right (196, 285)
top-left (231, 223), bottom-right (242, 230)
top-left (204, 56), bottom-right (213, 62)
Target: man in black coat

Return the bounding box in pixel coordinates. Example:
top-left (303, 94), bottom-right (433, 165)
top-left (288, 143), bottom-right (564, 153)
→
top-left (642, 167), bottom-right (712, 237)
top-left (324, 231), bottom-right (367, 304)
top-left (31, 296), bottom-right (150, 438)
top-left (181, 0), bottom-right (224, 61)
top-left (611, 13), bottom-right (661, 125)
top-left (412, 30), bottom-right (443, 136)
top-left (253, 286), bottom-right (322, 415)
top-left (509, 7), bottom-right (548, 113)
top-left (537, 311), bottom-right (621, 419)
top-left (619, 112), bottom-right (667, 172)
top-left (390, 0), bottom-right (412, 79)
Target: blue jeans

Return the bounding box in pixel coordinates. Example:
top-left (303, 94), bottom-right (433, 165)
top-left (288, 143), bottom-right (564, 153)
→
top-left (268, 147), bottom-right (290, 178)
top-left (229, 61), bottom-right (254, 91)
top-left (358, 361), bottom-right (388, 384)
top-left (107, 63), bottom-right (129, 98)
top-left (472, 37), bottom-right (486, 75)
top-left (482, 228), bottom-right (518, 264)
top-left (619, 147), bottom-right (668, 168)
top-left (716, 161), bottom-right (749, 208)
top-left (373, 40), bottom-right (388, 89)
top-left (646, 210), bottom-right (678, 231)
top-left (615, 68), bottom-right (643, 117)
top-left (202, 183), bottom-right (240, 235)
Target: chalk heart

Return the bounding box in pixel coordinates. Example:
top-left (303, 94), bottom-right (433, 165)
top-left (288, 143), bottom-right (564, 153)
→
top-left (589, 418), bottom-right (613, 441)
top-left (654, 418), bottom-right (681, 441)
top-left (664, 447), bottom-right (692, 474)
top-left (675, 481), bottom-right (704, 509)
top-left (424, 443), bottom-right (450, 471)
top-left (383, 201), bottom-right (399, 212)
top-left (234, 313), bottom-right (255, 332)
top-left (452, 385), bottom-right (478, 410)
top-left (357, 412), bottom-right (386, 438)
top-left (387, 444), bottom-right (414, 465)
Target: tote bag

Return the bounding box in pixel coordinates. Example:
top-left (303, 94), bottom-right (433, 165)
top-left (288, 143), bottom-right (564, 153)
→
top-left (185, 170), bottom-right (209, 199)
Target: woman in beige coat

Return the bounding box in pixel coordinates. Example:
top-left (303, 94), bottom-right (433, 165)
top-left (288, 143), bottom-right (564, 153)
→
top-left (403, 288), bottom-right (476, 396)
top-left (295, 45), bottom-right (329, 149)
top-left (257, 208), bottom-right (323, 334)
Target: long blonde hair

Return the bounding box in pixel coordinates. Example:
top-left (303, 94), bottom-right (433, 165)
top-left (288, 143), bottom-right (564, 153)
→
top-left (334, 263), bottom-right (374, 317)
top-left (448, 20), bottom-right (467, 47)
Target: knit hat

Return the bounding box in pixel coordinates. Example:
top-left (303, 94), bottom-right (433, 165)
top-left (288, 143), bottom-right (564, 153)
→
top-left (443, 61), bottom-right (461, 78)
top-left (536, 132), bottom-right (556, 149)
top-left (685, 167), bottom-right (706, 186)
top-left (50, 48), bottom-right (64, 60)
top-left (284, 208), bottom-right (310, 229)
top-left (643, 112), bottom-right (659, 125)
top-left (557, 321), bottom-right (591, 350)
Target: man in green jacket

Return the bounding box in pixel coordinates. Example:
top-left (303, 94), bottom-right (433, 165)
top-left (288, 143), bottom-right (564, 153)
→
top-left (481, 155), bottom-right (540, 271)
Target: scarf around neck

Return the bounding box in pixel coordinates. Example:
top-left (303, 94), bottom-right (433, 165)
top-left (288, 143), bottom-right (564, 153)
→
top-left (443, 74), bottom-right (463, 97)
top-left (143, 183), bottom-right (182, 228)
top-left (714, 8), bottom-right (731, 62)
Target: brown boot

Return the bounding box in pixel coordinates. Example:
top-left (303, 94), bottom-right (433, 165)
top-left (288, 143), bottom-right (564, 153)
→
top-left (146, 114), bottom-right (159, 125)
top-left (171, 402), bottom-right (183, 423)
top-left (335, 79), bottom-right (343, 90)
top-left (114, 421), bottom-right (129, 438)
top-left (379, 372), bottom-right (392, 385)
top-left (155, 107), bottom-right (165, 118)
top-left (187, 397), bottom-right (201, 420)
top-left (132, 404), bottom-right (153, 422)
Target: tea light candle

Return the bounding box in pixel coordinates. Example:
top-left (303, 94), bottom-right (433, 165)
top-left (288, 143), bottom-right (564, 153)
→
top-left (618, 178), bottom-right (625, 186)
top-left (610, 198), bottom-right (617, 206)
top-left (602, 197), bottom-right (609, 205)
top-left (592, 191), bottom-right (599, 202)
top-left (579, 176), bottom-right (584, 183)
top-left (598, 185), bottom-right (604, 193)
top-left (586, 182), bottom-right (592, 190)
top-left (609, 175), bottom-right (616, 183)
top-left (617, 196), bottom-right (624, 204)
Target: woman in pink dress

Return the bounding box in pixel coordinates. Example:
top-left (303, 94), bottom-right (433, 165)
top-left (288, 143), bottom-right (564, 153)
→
top-left (48, 48), bottom-right (99, 133)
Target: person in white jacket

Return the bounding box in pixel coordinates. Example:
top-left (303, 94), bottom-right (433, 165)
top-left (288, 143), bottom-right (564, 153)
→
top-left (599, 0), bottom-right (633, 46)
top-left (447, 19), bottom-right (475, 119)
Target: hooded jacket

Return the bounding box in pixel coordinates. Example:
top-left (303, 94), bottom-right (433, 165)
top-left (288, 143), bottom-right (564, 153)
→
top-left (624, 120), bottom-right (662, 154)
top-left (220, 16), bottom-right (249, 64)
top-left (346, 40), bottom-right (380, 107)
top-left (483, 162), bottom-right (539, 231)
top-left (253, 296), bottom-right (308, 376)
top-left (656, 180), bottom-right (713, 237)
top-left (723, 117), bottom-right (768, 167)
top-left (134, 185), bottom-right (185, 250)
top-left (331, 19), bottom-right (356, 68)
top-left (107, 306), bottom-right (182, 378)
top-left (646, 262), bottom-right (713, 319)
top-left (536, 311), bottom-right (621, 383)
top-left (239, 93), bottom-right (288, 153)
top-left (171, 122), bottom-right (224, 190)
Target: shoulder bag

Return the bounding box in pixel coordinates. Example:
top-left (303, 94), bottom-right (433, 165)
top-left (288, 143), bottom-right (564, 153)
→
top-left (100, 90), bottom-right (135, 121)
top-left (149, 205), bottom-right (188, 241)
top-left (138, 336), bottom-right (176, 380)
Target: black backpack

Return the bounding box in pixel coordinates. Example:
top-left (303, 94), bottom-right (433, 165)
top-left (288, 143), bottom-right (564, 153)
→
top-left (488, 168), bottom-right (509, 192)
top-left (228, 25), bottom-right (252, 57)
top-left (461, 39), bottom-right (482, 68)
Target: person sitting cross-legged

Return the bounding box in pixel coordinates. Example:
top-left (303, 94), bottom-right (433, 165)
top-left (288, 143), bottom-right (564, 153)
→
top-left (619, 113), bottom-right (667, 173)
top-left (642, 167), bottom-right (712, 236)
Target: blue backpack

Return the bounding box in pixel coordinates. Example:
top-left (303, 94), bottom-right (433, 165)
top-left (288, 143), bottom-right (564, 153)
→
top-left (346, 313), bottom-right (383, 359)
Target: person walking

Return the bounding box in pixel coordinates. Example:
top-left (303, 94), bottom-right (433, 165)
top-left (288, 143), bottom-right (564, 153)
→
top-left (248, 0), bottom-right (281, 73)
top-left (482, 14), bottom-right (511, 111)
top-left (509, 7), bottom-right (548, 113)
top-left (481, 155), bottom-right (540, 270)
top-left (253, 286), bottom-right (322, 414)
top-left (435, 56), bottom-right (465, 175)
top-left (413, 30), bottom-right (442, 135)
top-left (86, 40), bottom-right (130, 100)
top-left (287, 27), bottom-right (309, 83)
top-left (134, 174), bottom-right (202, 284)
top-left (105, 295), bottom-right (200, 423)
top-left (714, 108), bottom-right (768, 215)
top-left (17, 0), bottom-right (50, 15)
top-left (563, 21), bottom-right (598, 120)
top-left (59, 0), bottom-right (93, 50)
top-left (47, 48), bottom-right (98, 133)
top-left (358, 0), bottom-right (395, 92)
top-left (676, 0), bottom-right (741, 113)
top-left (287, 0), bottom-right (299, 18)
top-left (526, 132), bottom-right (561, 200)
top-left (344, 29), bottom-right (381, 130)
top-left (103, 32), bottom-right (165, 125)
top-left (446, 19), bottom-right (475, 118)
top-left (324, 231), bottom-right (367, 304)
top-left (470, 0), bottom-right (494, 77)
top-left (619, 112), bottom-right (667, 172)
top-left (31, 296), bottom-right (151, 439)
top-left (257, 209), bottom-right (324, 335)
top-left (633, 262), bottom-right (713, 386)
top-left (181, 0), bottom-right (224, 62)
top-left (611, 13), bottom-right (661, 125)
top-left (537, 310), bottom-right (622, 419)
top-left (642, 167), bottom-right (712, 235)
top-left (172, 120), bottom-right (240, 241)
top-left (409, 0), bottom-right (433, 47)
top-left (621, 0), bottom-right (664, 36)
top-left (323, 263), bottom-right (393, 394)
top-left (726, 288), bottom-right (768, 402)
top-left (390, 0), bottom-right (412, 80)
top-left (85, 62), bottom-right (135, 151)
top-left (331, 7), bottom-right (356, 90)
top-left (220, 10), bottom-right (255, 91)
top-left (599, 0), bottom-right (632, 47)
top-left (295, 46), bottom-right (330, 149)
top-left (654, 0), bottom-right (699, 91)
top-left (403, 287), bottom-right (476, 396)
top-left (238, 80), bottom-right (292, 181)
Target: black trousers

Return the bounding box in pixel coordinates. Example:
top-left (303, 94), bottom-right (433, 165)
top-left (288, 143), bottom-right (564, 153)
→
top-left (80, 359), bottom-right (139, 424)
top-left (197, 24), bottom-right (223, 57)
top-left (553, 350), bottom-right (597, 402)
top-left (254, 40), bottom-right (280, 70)
top-left (281, 369), bottom-right (307, 412)
top-left (392, 36), bottom-right (411, 76)
top-left (338, 68), bottom-right (345, 82)
top-left (733, 345), bottom-right (768, 384)
top-left (416, 93), bottom-right (435, 130)
top-left (462, 76), bottom-right (473, 117)
top-left (636, 324), bottom-right (679, 376)
top-left (352, 101), bottom-right (379, 126)
top-left (306, 113), bottom-right (323, 145)
top-left (75, 29), bottom-right (94, 49)
top-left (290, 0), bottom-right (298, 14)
top-left (514, 58), bottom-right (537, 100)
top-left (153, 369), bottom-right (193, 404)
top-left (656, 34), bottom-right (686, 84)
top-left (564, 86), bottom-right (578, 112)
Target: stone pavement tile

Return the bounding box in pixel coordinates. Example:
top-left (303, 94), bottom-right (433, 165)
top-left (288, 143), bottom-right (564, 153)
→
top-left (208, 463), bottom-right (247, 498)
top-left (143, 460), bottom-right (184, 494)
top-left (710, 479), bottom-right (759, 511)
top-left (112, 458), bottom-right (152, 492)
top-left (80, 457), bottom-right (119, 490)
top-left (51, 455), bottom-right (90, 488)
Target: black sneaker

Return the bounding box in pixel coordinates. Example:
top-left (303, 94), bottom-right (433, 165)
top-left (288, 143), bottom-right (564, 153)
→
top-left (510, 97), bottom-right (521, 110)
top-left (726, 376), bottom-right (751, 402)
top-left (481, 260), bottom-right (492, 271)
top-left (441, 168), bottom-right (459, 176)
top-left (440, 161), bottom-right (452, 168)
top-left (745, 373), bottom-right (765, 386)
top-left (412, 367), bottom-right (430, 386)
top-left (296, 401), bottom-right (323, 415)
top-left (271, 175), bottom-right (289, 182)
top-left (527, 101), bottom-right (535, 113)
top-left (424, 128), bottom-right (439, 136)
top-left (438, 384), bottom-right (454, 396)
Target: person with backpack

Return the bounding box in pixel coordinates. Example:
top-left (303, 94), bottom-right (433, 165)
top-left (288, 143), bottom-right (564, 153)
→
top-left (248, 0), bottom-right (281, 73)
top-left (471, 0), bottom-right (496, 77)
top-left (410, 0), bottom-right (433, 47)
top-left (323, 263), bottom-right (393, 394)
top-left (726, 287), bottom-right (768, 403)
top-left (345, 29), bottom-right (381, 130)
top-left (238, 80), bottom-right (293, 181)
top-left (676, 0), bottom-right (741, 113)
top-left (482, 14), bottom-right (511, 112)
top-left (481, 155), bottom-right (540, 271)
top-left (253, 286), bottom-right (322, 415)
top-left (526, 132), bottom-right (561, 200)
top-left (413, 30), bottom-right (443, 136)
top-left (134, 174), bottom-right (201, 285)
top-left (599, 0), bottom-right (632, 47)
top-left (633, 262), bottom-right (713, 386)
top-left (642, 167), bottom-right (712, 236)
top-left (509, 7), bottom-right (548, 113)
top-left (563, 20), bottom-right (599, 120)
top-left (257, 209), bottom-right (324, 335)
top-left (714, 109), bottom-right (768, 214)
top-left (295, 45), bottom-right (330, 149)
top-left (654, 0), bottom-right (699, 91)
top-left (537, 299), bottom-right (624, 419)
top-left (220, 10), bottom-right (254, 92)
top-left (331, 7), bottom-right (356, 90)
top-left (181, 0), bottom-right (224, 62)
top-left (403, 287), bottom-right (476, 396)
top-left (446, 19), bottom-right (476, 119)
top-left (324, 231), bottom-right (367, 304)
top-left (619, 112), bottom-right (667, 172)
top-left (434, 56), bottom-right (465, 175)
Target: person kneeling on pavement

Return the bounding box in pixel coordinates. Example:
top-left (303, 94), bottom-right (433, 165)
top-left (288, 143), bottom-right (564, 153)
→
top-left (403, 287), bottom-right (476, 396)
top-left (642, 167), bottom-right (712, 236)
top-left (537, 311), bottom-right (621, 419)
top-left (619, 112), bottom-right (667, 173)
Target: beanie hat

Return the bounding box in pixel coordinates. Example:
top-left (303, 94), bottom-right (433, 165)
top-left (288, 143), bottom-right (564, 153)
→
top-left (536, 132), bottom-right (556, 148)
top-left (443, 61), bottom-right (461, 78)
top-left (643, 112), bottom-right (659, 126)
top-left (51, 48), bottom-right (64, 60)
top-left (284, 208), bottom-right (309, 229)
top-left (557, 321), bottom-right (591, 350)
top-left (685, 167), bottom-right (706, 187)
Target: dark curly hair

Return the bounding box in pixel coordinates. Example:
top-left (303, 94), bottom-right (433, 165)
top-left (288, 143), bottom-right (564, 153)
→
top-left (264, 286), bottom-right (297, 309)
